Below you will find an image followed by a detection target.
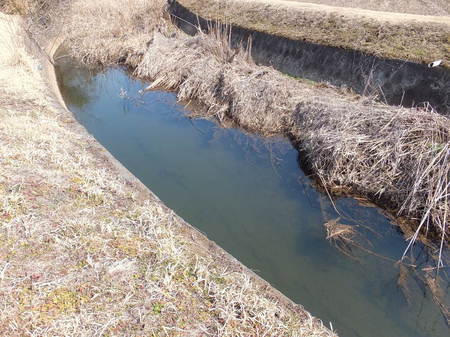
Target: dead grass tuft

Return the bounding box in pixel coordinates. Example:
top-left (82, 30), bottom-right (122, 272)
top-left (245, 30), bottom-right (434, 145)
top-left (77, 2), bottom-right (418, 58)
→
top-left (0, 0), bottom-right (31, 14)
top-left (324, 218), bottom-right (361, 258)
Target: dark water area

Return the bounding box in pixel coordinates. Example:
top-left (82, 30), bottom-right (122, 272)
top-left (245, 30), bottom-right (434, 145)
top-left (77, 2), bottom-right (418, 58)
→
top-left (55, 58), bottom-right (449, 337)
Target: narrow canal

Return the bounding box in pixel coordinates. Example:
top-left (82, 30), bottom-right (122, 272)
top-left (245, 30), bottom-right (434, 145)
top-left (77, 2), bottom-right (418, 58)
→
top-left (55, 58), bottom-right (449, 337)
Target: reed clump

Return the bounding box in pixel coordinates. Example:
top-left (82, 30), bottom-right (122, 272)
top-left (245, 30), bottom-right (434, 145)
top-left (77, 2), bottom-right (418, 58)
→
top-left (133, 27), bottom-right (449, 255)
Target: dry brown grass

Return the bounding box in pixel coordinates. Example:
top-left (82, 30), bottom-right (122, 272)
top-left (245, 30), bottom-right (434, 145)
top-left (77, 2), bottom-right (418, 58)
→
top-left (0, 0), bottom-right (58, 16)
top-left (0, 0), bottom-right (31, 14)
top-left (324, 218), bottom-right (361, 258)
top-left (0, 12), bottom-right (337, 337)
top-left (135, 29), bottom-right (299, 135)
top-left (176, 0), bottom-right (450, 68)
top-left (299, 98), bottom-right (450, 246)
top-left (57, 0), bottom-right (169, 67)
top-left (130, 26), bottom-right (450, 261)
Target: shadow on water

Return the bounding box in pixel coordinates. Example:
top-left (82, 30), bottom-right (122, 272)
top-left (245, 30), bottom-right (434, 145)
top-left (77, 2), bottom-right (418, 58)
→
top-left (55, 57), bottom-right (449, 337)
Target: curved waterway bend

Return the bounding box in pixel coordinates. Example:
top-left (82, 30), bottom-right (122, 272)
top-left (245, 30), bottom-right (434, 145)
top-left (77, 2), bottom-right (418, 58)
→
top-left (55, 59), bottom-right (449, 337)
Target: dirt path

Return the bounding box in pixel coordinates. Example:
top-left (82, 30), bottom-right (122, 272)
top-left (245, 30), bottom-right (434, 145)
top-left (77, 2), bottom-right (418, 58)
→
top-left (286, 0), bottom-right (450, 17)
top-left (239, 0), bottom-right (450, 25)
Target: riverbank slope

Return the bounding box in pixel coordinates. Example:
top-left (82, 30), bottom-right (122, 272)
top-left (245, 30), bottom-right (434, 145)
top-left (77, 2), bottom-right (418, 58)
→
top-left (0, 13), bottom-right (336, 336)
top-left (176, 0), bottom-right (450, 68)
top-left (40, 0), bottom-right (448, 249)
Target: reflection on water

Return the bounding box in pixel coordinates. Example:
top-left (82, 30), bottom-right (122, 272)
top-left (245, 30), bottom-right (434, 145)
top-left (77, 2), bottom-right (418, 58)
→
top-left (55, 58), bottom-right (449, 337)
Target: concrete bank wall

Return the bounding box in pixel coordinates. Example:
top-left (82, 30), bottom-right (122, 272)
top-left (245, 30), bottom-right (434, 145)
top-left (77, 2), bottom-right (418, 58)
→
top-left (169, 0), bottom-right (450, 114)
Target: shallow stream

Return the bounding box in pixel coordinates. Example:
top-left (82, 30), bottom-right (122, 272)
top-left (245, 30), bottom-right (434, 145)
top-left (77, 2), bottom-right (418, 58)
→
top-left (55, 58), bottom-right (449, 337)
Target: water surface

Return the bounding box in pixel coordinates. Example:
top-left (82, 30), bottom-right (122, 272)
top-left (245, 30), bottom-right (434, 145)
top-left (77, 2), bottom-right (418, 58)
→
top-left (55, 59), bottom-right (449, 337)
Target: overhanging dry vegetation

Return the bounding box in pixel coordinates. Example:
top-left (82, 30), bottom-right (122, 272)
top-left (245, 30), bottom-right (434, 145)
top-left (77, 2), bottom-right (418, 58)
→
top-left (176, 0), bottom-right (450, 69)
top-left (21, 0), bottom-right (448, 254)
top-left (0, 11), bottom-right (337, 337)
top-left (135, 29), bottom-right (449, 248)
top-left (44, 0), bottom-right (449, 243)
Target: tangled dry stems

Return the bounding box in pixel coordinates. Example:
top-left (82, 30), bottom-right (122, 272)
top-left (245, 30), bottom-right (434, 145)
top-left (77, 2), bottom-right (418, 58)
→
top-left (132, 28), bottom-right (449, 255)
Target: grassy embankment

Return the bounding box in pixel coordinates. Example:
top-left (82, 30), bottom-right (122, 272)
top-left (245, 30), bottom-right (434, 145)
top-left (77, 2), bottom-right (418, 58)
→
top-left (0, 2), bottom-right (338, 336)
top-left (38, 0), bottom-right (449, 250)
top-left (4, 0), bottom-right (449, 262)
top-left (176, 0), bottom-right (450, 69)
top-left (296, 0), bottom-right (450, 16)
top-left (0, 0), bottom-right (449, 328)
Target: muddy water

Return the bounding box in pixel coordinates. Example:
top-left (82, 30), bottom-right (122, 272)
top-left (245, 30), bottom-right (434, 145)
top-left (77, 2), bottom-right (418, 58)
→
top-left (55, 58), bottom-right (449, 337)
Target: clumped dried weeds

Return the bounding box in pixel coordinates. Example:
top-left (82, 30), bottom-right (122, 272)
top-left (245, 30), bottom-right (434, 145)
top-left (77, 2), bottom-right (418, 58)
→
top-left (135, 29), bottom-right (301, 136)
top-left (324, 218), bottom-right (361, 259)
top-left (299, 100), bottom-right (450, 248)
top-left (0, 0), bottom-right (33, 14)
top-left (54, 0), bottom-right (448, 259)
top-left (0, 12), bottom-right (337, 337)
top-left (132, 26), bottom-right (449, 258)
top-left (57, 0), bottom-right (170, 67)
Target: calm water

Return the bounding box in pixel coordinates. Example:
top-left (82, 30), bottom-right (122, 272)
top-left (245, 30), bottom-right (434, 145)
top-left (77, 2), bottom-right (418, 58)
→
top-left (55, 59), bottom-right (449, 337)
